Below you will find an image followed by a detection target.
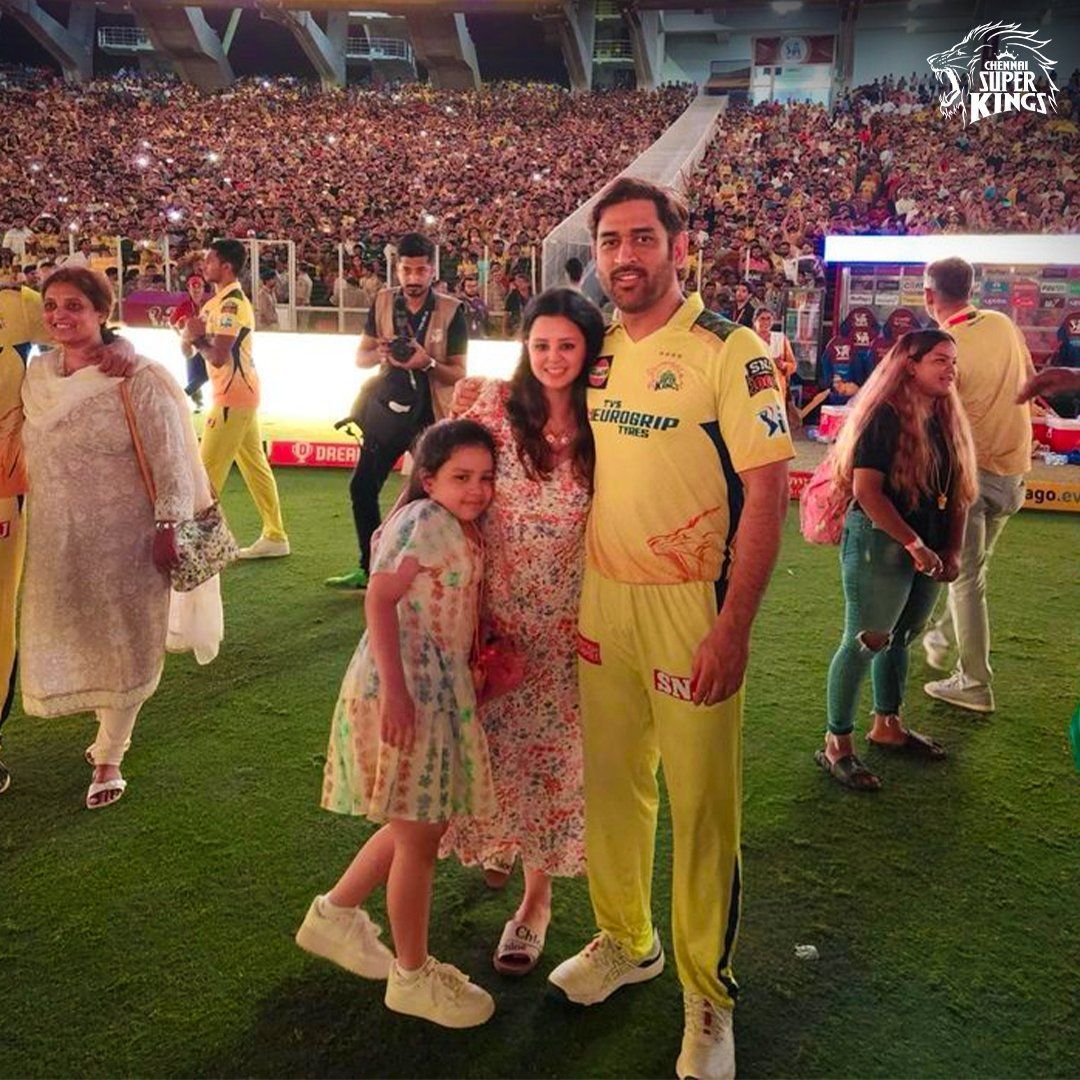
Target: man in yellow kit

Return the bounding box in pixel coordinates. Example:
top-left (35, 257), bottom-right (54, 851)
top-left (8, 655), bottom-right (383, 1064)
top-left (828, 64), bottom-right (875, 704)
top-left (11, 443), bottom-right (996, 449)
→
top-left (0, 281), bottom-right (134, 792)
top-left (548, 178), bottom-right (793, 1080)
top-left (182, 239), bottom-right (289, 559)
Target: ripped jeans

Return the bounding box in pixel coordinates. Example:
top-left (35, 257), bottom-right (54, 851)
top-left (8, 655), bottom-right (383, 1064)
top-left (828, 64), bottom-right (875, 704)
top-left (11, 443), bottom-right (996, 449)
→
top-left (826, 508), bottom-right (942, 736)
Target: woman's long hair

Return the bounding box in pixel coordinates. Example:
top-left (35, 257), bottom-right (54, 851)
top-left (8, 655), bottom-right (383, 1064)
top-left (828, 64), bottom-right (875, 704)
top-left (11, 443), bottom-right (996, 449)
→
top-left (402, 418), bottom-right (497, 505)
top-left (505, 287), bottom-right (604, 490)
top-left (832, 329), bottom-right (978, 512)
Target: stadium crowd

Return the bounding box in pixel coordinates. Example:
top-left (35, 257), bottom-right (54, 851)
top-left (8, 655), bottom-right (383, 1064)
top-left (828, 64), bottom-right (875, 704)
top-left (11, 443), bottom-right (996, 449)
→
top-left (684, 68), bottom-right (1080, 304)
top-left (2, 65), bottom-right (1079, 326)
top-left (0, 69), bottom-right (693, 294)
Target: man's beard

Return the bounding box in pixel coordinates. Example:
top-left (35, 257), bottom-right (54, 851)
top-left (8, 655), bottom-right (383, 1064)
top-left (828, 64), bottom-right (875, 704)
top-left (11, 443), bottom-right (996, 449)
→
top-left (601, 263), bottom-right (670, 315)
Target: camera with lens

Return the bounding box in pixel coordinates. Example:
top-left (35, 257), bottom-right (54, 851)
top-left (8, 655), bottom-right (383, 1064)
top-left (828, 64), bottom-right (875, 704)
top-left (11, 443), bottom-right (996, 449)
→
top-left (388, 336), bottom-right (415, 363)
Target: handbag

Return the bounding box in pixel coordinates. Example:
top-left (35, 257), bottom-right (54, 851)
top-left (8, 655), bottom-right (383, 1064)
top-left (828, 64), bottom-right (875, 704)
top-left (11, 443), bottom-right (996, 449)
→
top-left (468, 542), bottom-right (526, 705)
top-left (471, 618), bottom-right (527, 706)
top-left (799, 454), bottom-right (849, 546)
top-left (119, 380), bottom-right (239, 591)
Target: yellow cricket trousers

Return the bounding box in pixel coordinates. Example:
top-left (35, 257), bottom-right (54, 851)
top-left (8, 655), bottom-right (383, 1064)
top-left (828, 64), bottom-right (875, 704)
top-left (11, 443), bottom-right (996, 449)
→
top-left (0, 495), bottom-right (26, 740)
top-left (578, 566), bottom-right (743, 1009)
top-left (200, 405), bottom-right (286, 542)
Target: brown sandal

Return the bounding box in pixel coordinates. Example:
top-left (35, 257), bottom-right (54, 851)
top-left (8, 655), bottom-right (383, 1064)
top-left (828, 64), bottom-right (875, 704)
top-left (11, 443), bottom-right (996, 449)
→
top-left (867, 729), bottom-right (947, 760)
top-left (814, 749), bottom-right (882, 791)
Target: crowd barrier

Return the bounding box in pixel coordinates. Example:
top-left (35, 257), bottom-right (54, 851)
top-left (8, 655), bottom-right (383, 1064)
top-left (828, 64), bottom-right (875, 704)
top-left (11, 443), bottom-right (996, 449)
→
top-left (120, 327), bottom-right (1079, 513)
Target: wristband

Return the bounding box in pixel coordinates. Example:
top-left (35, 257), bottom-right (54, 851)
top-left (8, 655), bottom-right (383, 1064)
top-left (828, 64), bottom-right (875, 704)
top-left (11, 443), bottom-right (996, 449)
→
top-left (426, 356), bottom-right (437, 371)
top-left (155, 521), bottom-right (176, 532)
top-left (903, 538), bottom-right (925, 555)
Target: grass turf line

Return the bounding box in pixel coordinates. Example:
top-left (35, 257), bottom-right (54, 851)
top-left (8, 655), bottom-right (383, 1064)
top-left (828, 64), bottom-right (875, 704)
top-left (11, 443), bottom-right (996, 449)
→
top-left (1, 468), bottom-right (1077, 1079)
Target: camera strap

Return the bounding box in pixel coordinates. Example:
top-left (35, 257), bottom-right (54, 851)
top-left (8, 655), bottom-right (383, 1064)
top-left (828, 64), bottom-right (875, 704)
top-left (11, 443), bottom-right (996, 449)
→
top-left (392, 289), bottom-right (434, 345)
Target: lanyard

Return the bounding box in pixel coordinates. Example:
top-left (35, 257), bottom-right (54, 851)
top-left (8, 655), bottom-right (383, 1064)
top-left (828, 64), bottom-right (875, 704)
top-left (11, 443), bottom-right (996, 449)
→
top-left (393, 290), bottom-right (433, 344)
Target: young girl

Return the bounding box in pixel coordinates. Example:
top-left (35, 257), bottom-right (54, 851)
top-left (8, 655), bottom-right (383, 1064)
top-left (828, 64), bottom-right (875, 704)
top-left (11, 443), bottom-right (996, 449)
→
top-left (297, 419), bottom-right (499, 1028)
top-left (817, 329), bottom-right (978, 791)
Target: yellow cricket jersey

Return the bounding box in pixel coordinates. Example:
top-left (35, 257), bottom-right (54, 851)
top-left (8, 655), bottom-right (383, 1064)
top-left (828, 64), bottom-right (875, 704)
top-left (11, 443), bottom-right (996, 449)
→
top-left (586, 293), bottom-right (794, 586)
top-left (0, 287), bottom-right (47, 498)
top-left (201, 283), bottom-right (260, 409)
top-left (945, 306), bottom-right (1034, 476)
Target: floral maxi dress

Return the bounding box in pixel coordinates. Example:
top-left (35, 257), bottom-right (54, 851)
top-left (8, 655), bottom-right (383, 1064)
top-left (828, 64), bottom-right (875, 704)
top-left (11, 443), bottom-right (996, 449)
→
top-left (442, 380), bottom-right (590, 877)
top-left (321, 499), bottom-right (496, 824)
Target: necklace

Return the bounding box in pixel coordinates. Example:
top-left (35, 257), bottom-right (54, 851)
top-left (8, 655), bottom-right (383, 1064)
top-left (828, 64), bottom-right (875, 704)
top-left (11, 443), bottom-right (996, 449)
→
top-left (932, 434), bottom-right (953, 511)
top-left (543, 427), bottom-right (573, 449)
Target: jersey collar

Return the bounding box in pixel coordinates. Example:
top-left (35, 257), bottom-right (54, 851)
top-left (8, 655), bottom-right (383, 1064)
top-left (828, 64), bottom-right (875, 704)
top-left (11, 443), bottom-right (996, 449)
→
top-left (944, 305), bottom-right (979, 327)
top-left (609, 292), bottom-right (701, 339)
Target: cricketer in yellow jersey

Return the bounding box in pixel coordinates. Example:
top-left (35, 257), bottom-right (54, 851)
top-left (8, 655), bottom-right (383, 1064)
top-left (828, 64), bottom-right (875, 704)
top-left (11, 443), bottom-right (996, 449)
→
top-left (0, 282), bottom-right (135, 793)
top-left (182, 240), bottom-right (288, 559)
top-left (546, 179), bottom-right (793, 1080)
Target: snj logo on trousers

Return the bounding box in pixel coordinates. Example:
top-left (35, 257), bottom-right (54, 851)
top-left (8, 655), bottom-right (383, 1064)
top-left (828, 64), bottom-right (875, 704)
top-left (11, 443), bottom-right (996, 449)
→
top-left (654, 669), bottom-right (693, 701)
top-left (928, 22), bottom-right (1058, 125)
top-left (577, 633), bottom-right (601, 665)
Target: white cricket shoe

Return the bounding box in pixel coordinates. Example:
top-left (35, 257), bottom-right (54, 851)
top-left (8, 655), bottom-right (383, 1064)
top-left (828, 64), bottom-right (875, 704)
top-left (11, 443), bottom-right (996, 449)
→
top-left (237, 536), bottom-right (291, 559)
top-left (384, 956), bottom-right (495, 1028)
top-left (548, 929), bottom-right (664, 1005)
top-left (924, 673), bottom-right (995, 713)
top-left (676, 990), bottom-right (735, 1080)
top-left (295, 895), bottom-right (393, 979)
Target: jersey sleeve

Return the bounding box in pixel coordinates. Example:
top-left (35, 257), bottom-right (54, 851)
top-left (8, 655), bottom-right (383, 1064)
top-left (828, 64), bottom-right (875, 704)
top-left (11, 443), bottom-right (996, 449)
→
top-left (209, 295), bottom-right (246, 338)
top-left (371, 499), bottom-right (452, 575)
top-left (22, 288), bottom-right (48, 344)
top-left (715, 325), bottom-right (795, 473)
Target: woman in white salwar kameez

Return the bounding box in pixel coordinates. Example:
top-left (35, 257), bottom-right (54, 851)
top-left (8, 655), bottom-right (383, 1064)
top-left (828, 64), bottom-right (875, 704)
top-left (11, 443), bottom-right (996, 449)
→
top-left (20, 268), bottom-right (219, 809)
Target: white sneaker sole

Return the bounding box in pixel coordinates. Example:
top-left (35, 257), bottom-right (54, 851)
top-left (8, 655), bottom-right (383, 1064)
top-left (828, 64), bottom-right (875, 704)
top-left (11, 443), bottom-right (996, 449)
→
top-left (549, 945), bottom-right (665, 1006)
top-left (384, 987), bottom-right (495, 1028)
top-left (923, 684), bottom-right (995, 714)
top-left (237, 549), bottom-right (290, 560)
top-left (295, 923), bottom-right (391, 980)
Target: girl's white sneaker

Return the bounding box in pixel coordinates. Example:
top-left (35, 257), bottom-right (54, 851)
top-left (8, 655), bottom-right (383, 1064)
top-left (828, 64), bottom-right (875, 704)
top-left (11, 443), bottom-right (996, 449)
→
top-left (385, 956), bottom-right (495, 1028)
top-left (295, 895), bottom-right (394, 980)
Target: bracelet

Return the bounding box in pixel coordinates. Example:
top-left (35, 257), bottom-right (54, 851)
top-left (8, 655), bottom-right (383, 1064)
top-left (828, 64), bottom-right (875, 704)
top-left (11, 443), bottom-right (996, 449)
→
top-left (426, 356), bottom-right (437, 371)
top-left (155, 521), bottom-right (176, 532)
top-left (903, 538), bottom-right (924, 554)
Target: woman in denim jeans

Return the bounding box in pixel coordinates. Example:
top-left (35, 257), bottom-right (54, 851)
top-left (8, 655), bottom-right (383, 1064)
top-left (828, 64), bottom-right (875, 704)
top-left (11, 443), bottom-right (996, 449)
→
top-left (816, 329), bottom-right (978, 791)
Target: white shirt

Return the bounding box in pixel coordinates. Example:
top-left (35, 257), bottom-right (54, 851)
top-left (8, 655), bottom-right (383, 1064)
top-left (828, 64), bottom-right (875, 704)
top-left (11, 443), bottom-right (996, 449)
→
top-left (2, 227), bottom-right (33, 258)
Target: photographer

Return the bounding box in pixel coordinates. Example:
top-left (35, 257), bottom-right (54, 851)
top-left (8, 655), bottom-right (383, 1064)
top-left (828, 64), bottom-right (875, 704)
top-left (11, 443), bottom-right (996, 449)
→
top-left (325, 232), bottom-right (468, 590)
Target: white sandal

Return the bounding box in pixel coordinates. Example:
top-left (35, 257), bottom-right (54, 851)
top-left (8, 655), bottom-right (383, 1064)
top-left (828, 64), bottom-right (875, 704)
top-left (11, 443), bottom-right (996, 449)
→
top-left (86, 777), bottom-right (127, 810)
top-left (493, 918), bottom-right (546, 976)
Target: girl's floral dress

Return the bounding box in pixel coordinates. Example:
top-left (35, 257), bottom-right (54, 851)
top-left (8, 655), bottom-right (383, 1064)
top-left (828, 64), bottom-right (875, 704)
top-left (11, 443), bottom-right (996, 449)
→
top-left (441, 379), bottom-right (590, 877)
top-left (321, 498), bottom-right (496, 824)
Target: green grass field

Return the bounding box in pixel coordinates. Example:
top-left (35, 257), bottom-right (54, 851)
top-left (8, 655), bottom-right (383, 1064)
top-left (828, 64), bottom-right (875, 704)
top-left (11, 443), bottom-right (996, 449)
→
top-left (2, 468), bottom-right (1077, 1079)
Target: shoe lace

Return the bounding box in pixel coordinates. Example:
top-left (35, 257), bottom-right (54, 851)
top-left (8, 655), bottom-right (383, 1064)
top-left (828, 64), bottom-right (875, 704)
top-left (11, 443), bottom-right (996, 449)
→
top-left (431, 960), bottom-right (470, 998)
top-left (355, 909), bottom-right (383, 940)
top-left (585, 932), bottom-right (637, 984)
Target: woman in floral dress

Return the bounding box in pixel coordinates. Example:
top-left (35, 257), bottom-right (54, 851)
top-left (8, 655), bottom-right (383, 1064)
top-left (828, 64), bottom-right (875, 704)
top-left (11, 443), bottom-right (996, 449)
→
top-left (442, 287), bottom-right (605, 975)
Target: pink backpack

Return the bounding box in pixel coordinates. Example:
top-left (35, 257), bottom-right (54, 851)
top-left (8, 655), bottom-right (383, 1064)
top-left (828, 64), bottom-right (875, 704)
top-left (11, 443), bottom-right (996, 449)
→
top-left (799, 456), bottom-right (849, 545)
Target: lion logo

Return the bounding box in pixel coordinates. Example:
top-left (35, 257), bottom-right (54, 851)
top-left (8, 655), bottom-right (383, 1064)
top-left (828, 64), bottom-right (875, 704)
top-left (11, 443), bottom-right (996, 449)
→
top-left (928, 21), bottom-right (1058, 126)
top-left (647, 506), bottom-right (726, 580)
